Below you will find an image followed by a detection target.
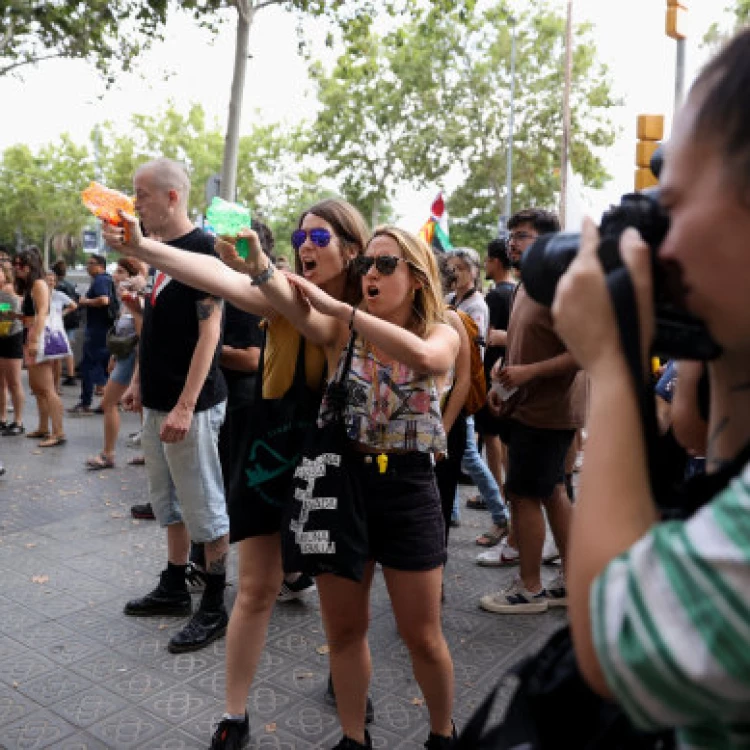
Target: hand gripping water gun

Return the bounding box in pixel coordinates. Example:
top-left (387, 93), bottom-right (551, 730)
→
top-left (205, 197), bottom-right (252, 259)
top-left (81, 182), bottom-right (135, 226)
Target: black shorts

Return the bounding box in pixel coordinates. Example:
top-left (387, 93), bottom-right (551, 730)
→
top-left (0, 332), bottom-right (23, 360)
top-left (505, 419), bottom-right (575, 499)
top-left (349, 452), bottom-right (446, 571)
top-left (473, 403), bottom-right (505, 437)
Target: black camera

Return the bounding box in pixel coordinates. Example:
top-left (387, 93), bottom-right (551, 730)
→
top-left (520, 190), bottom-right (722, 361)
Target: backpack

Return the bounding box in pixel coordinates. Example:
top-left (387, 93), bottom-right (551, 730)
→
top-left (450, 305), bottom-right (487, 415)
top-left (56, 279), bottom-right (82, 331)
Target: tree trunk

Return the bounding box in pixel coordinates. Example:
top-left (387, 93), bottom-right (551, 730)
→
top-left (220, 2), bottom-right (255, 202)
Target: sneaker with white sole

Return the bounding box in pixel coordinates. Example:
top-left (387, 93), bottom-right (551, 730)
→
top-left (542, 535), bottom-right (561, 565)
top-left (277, 573), bottom-right (316, 602)
top-left (479, 577), bottom-right (549, 614)
top-left (126, 430), bottom-right (142, 448)
top-left (545, 571), bottom-right (568, 607)
top-left (476, 540), bottom-right (519, 567)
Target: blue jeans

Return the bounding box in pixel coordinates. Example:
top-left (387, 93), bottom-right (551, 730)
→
top-left (141, 401), bottom-right (228, 543)
top-left (79, 327), bottom-right (110, 406)
top-left (455, 415), bottom-right (508, 526)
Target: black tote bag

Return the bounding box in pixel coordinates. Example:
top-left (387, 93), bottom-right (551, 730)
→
top-left (229, 332), bottom-right (323, 541)
top-left (281, 334), bottom-right (369, 582)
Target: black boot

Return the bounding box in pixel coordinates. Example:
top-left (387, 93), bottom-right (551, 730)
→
top-left (325, 673), bottom-right (375, 724)
top-left (168, 571), bottom-right (227, 653)
top-left (331, 730), bottom-right (372, 749)
top-left (124, 565), bottom-right (191, 617)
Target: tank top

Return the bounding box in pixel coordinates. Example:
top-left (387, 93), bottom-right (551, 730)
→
top-left (319, 335), bottom-right (448, 454)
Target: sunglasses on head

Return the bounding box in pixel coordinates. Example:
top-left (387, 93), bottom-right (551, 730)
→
top-left (353, 255), bottom-right (413, 277)
top-left (291, 228), bottom-right (332, 251)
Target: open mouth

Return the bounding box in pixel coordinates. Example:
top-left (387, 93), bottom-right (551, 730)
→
top-left (301, 259), bottom-right (317, 273)
top-left (366, 285), bottom-right (380, 299)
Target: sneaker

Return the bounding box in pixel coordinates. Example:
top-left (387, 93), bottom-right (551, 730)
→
top-left (449, 516), bottom-right (461, 528)
top-left (277, 573), bottom-right (317, 602)
top-left (479, 577), bottom-right (549, 614)
top-left (331, 731), bottom-right (372, 749)
top-left (123, 572), bottom-right (192, 617)
top-left (62, 375), bottom-right (77, 386)
top-left (325, 674), bottom-right (375, 724)
top-left (545, 571), bottom-right (568, 607)
top-left (126, 430), bottom-right (142, 448)
top-left (2, 422), bottom-right (24, 436)
top-left (0, 463), bottom-right (5, 477)
top-left (67, 403), bottom-right (94, 416)
top-left (168, 606), bottom-right (229, 653)
top-left (210, 713), bottom-right (250, 750)
top-left (131, 502), bottom-right (155, 520)
top-left (542, 535), bottom-right (561, 565)
top-left (476, 540), bottom-right (519, 567)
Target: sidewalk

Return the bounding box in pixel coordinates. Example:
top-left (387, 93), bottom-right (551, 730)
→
top-left (0, 380), bottom-right (566, 749)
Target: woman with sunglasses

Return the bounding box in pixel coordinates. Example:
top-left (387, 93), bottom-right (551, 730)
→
top-left (233, 224), bottom-right (460, 750)
top-left (103, 198), bottom-right (370, 750)
top-left (13, 249), bottom-right (66, 447)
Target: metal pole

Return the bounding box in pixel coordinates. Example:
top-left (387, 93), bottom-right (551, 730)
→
top-left (674, 38), bottom-right (686, 112)
top-left (93, 125), bottom-right (103, 253)
top-left (504, 17), bottom-right (517, 225)
top-left (559, 0), bottom-right (573, 228)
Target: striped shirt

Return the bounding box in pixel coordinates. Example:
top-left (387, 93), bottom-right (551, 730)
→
top-left (591, 463), bottom-right (750, 749)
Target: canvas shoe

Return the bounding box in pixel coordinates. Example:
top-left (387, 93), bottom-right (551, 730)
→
top-left (476, 540), bottom-right (519, 567)
top-left (277, 573), bottom-right (316, 602)
top-left (479, 576), bottom-right (549, 614)
top-left (545, 571), bottom-right (568, 607)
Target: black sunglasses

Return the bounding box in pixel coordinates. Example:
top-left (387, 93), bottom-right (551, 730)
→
top-left (353, 255), bottom-right (414, 277)
top-left (291, 228), bottom-right (332, 251)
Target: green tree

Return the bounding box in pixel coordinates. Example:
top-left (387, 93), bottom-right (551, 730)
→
top-left (703, 1), bottom-right (750, 47)
top-left (0, 1), bottom-right (223, 81)
top-left (0, 136), bottom-right (91, 266)
top-left (444, 2), bottom-right (619, 250)
top-left (308, 15), bottom-right (458, 227)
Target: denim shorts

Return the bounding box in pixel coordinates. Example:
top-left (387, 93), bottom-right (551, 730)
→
top-left (110, 350), bottom-right (136, 386)
top-left (141, 401), bottom-right (229, 542)
top-left (349, 452), bottom-right (446, 571)
top-left (505, 419), bottom-right (575, 499)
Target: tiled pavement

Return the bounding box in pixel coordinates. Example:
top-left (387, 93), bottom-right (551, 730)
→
top-left (0, 381), bottom-right (567, 749)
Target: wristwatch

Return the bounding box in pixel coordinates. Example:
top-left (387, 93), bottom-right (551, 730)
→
top-left (251, 263), bottom-right (275, 287)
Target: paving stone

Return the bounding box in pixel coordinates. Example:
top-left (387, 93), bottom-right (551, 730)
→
top-left (0, 387), bottom-right (565, 747)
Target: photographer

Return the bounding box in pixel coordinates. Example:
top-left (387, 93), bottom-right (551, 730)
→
top-left (554, 29), bottom-right (750, 748)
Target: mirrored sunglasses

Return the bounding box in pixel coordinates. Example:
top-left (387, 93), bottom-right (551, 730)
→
top-left (353, 255), bottom-right (413, 276)
top-left (291, 228), bottom-right (332, 251)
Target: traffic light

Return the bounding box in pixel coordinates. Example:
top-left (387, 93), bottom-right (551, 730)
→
top-left (635, 114), bottom-right (663, 191)
top-left (666, 0), bottom-right (687, 40)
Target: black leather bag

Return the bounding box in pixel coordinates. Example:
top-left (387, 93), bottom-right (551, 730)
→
top-left (281, 334), bottom-right (369, 582)
top-left (106, 327), bottom-right (138, 360)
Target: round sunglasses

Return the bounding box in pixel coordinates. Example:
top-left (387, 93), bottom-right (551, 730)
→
top-left (291, 228), bottom-right (332, 251)
top-left (353, 255), bottom-right (415, 277)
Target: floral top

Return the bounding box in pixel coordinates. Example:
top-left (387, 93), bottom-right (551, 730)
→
top-left (319, 335), bottom-right (449, 454)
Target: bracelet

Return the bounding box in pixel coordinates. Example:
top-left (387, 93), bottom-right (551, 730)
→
top-left (250, 263), bottom-right (275, 287)
top-left (348, 305), bottom-right (357, 330)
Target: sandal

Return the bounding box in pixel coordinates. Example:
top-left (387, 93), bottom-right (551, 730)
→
top-left (476, 523), bottom-right (509, 548)
top-left (38, 435), bottom-right (67, 448)
top-left (26, 429), bottom-right (50, 439)
top-left (86, 452), bottom-right (115, 470)
top-left (127, 455), bottom-right (145, 466)
top-left (466, 495), bottom-right (489, 511)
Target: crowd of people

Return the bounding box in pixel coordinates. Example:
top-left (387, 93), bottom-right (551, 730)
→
top-left (3, 25), bottom-right (750, 750)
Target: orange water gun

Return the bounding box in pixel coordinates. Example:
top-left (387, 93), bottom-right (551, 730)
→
top-left (81, 182), bottom-right (135, 226)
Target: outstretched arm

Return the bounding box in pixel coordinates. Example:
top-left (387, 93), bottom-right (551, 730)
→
top-left (101, 215), bottom-right (273, 317)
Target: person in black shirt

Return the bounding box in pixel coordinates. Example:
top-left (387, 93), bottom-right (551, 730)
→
top-left (119, 158), bottom-right (229, 655)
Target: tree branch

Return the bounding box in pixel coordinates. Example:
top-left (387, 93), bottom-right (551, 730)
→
top-left (0, 52), bottom-right (66, 78)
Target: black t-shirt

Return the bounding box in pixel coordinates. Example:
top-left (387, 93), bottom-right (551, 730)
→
top-left (483, 280), bottom-right (516, 380)
top-left (56, 279), bottom-right (81, 330)
top-left (139, 228), bottom-right (227, 412)
top-left (221, 302), bottom-right (263, 383)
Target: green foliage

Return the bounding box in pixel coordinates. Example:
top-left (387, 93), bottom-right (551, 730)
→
top-left (443, 2), bottom-right (619, 250)
top-left (0, 1), bottom-right (224, 81)
top-left (703, 1), bottom-right (750, 47)
top-left (0, 136), bottom-right (92, 264)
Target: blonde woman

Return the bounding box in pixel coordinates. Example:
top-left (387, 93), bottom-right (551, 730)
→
top-left (244, 225), bottom-right (459, 749)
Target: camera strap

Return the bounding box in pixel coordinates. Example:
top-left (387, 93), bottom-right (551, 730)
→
top-left (606, 267), bottom-right (669, 501)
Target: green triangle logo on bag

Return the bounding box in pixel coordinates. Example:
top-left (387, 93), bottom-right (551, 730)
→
top-left (245, 439), bottom-right (301, 488)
